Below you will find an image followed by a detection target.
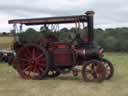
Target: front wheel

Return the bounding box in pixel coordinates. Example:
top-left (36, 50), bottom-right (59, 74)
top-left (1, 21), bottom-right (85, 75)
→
top-left (82, 60), bottom-right (106, 82)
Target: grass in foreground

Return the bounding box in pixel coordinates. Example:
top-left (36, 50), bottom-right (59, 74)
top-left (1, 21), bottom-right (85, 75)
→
top-left (0, 53), bottom-right (128, 96)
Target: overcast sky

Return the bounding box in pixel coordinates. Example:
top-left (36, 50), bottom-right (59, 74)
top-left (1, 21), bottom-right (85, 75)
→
top-left (0, 0), bottom-right (128, 32)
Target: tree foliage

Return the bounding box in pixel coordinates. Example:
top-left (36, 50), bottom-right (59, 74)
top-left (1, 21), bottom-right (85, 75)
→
top-left (17, 27), bottom-right (128, 52)
top-left (95, 27), bottom-right (128, 52)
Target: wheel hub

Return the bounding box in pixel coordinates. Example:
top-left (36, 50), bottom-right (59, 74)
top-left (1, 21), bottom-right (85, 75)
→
top-left (31, 60), bottom-right (35, 64)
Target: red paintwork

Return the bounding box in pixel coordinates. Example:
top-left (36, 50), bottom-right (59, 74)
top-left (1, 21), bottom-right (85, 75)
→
top-left (56, 44), bottom-right (67, 48)
top-left (50, 42), bottom-right (74, 66)
top-left (53, 48), bottom-right (74, 66)
top-left (53, 42), bottom-right (70, 48)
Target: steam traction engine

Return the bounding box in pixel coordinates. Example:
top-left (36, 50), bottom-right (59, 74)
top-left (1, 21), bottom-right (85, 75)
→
top-left (8, 11), bottom-right (114, 82)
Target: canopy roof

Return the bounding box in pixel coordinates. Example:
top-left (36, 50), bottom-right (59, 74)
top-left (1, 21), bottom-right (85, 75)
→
top-left (8, 15), bottom-right (87, 25)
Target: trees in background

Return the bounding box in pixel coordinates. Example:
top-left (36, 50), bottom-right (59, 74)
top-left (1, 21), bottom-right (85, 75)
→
top-left (17, 27), bottom-right (128, 52)
top-left (17, 28), bottom-right (42, 42)
top-left (95, 27), bottom-right (128, 52)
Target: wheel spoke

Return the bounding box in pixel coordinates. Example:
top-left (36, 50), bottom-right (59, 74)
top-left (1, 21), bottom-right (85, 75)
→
top-left (26, 48), bottom-right (32, 56)
top-left (28, 70), bottom-right (31, 77)
top-left (104, 63), bottom-right (109, 67)
top-left (18, 58), bottom-right (30, 62)
top-left (95, 73), bottom-right (101, 79)
top-left (32, 48), bottom-right (36, 59)
top-left (33, 66), bottom-right (42, 76)
top-left (24, 66), bottom-right (33, 77)
top-left (39, 67), bottom-right (44, 73)
top-left (86, 74), bottom-right (94, 80)
top-left (23, 65), bottom-right (32, 72)
top-left (86, 65), bottom-right (92, 70)
top-left (36, 54), bottom-right (44, 60)
top-left (106, 66), bottom-right (111, 70)
top-left (22, 48), bottom-right (31, 58)
top-left (33, 66), bottom-right (38, 73)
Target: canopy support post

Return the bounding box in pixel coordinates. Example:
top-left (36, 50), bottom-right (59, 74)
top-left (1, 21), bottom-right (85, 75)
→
top-left (20, 24), bottom-right (23, 32)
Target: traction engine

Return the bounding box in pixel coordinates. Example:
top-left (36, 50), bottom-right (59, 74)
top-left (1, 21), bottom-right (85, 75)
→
top-left (8, 11), bottom-right (114, 82)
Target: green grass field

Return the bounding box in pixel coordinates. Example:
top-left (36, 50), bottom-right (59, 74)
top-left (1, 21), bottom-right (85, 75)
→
top-left (0, 53), bottom-right (128, 96)
top-left (0, 36), bottom-right (14, 49)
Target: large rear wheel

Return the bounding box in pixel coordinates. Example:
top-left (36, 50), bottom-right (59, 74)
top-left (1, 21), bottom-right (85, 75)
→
top-left (16, 44), bottom-right (49, 80)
